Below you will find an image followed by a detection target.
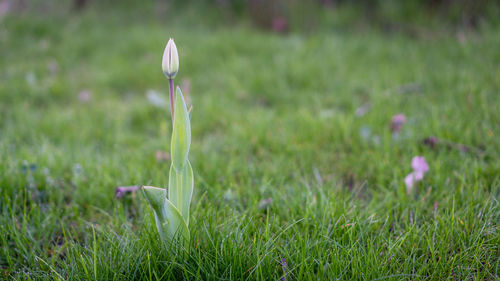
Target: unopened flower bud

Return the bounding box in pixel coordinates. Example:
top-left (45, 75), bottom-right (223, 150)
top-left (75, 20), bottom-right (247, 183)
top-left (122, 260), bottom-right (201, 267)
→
top-left (162, 38), bottom-right (179, 79)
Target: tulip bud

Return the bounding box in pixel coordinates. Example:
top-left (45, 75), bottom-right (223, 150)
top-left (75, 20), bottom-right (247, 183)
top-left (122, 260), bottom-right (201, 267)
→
top-left (162, 38), bottom-right (179, 79)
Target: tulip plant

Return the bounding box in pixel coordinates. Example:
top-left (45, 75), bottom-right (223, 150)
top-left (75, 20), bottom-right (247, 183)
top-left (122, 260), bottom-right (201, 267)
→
top-left (142, 38), bottom-right (192, 246)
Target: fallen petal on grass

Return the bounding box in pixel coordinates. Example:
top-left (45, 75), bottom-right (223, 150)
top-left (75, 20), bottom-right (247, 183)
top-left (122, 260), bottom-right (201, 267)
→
top-left (411, 156), bottom-right (429, 173)
top-left (78, 90), bottom-right (92, 102)
top-left (258, 198), bottom-right (273, 210)
top-left (115, 185), bottom-right (140, 199)
top-left (405, 156), bottom-right (429, 194)
top-left (155, 150), bottom-right (170, 162)
top-left (391, 113), bottom-right (406, 133)
top-left (405, 172), bottom-right (418, 193)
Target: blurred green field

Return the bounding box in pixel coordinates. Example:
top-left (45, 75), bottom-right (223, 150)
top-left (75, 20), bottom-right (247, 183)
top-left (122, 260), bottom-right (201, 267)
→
top-left (1, 4), bottom-right (499, 280)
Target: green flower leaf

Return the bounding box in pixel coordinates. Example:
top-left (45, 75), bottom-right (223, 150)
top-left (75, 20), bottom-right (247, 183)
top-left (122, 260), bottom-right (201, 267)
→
top-left (142, 186), bottom-right (167, 221)
top-left (163, 198), bottom-right (190, 244)
top-left (168, 160), bottom-right (194, 225)
top-left (171, 87), bottom-right (191, 173)
top-left (142, 186), bottom-right (190, 245)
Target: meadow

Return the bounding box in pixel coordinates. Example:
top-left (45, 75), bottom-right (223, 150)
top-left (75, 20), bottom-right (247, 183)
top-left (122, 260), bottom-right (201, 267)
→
top-left (1, 4), bottom-right (499, 280)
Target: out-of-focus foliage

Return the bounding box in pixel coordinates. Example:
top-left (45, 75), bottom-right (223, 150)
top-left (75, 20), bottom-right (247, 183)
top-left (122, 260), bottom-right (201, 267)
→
top-left (186, 0), bottom-right (500, 31)
top-left (4, 0), bottom-right (499, 33)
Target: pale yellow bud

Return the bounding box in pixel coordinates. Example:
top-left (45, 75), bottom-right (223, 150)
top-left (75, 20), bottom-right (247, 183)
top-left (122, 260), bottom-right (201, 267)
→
top-left (162, 38), bottom-right (179, 79)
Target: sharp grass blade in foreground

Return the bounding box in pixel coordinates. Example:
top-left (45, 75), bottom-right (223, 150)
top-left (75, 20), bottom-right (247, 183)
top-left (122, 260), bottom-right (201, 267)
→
top-left (168, 160), bottom-right (194, 225)
top-left (171, 87), bottom-right (191, 173)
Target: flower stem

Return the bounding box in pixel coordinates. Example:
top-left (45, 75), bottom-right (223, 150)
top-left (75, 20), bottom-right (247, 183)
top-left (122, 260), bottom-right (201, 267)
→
top-left (168, 78), bottom-right (175, 123)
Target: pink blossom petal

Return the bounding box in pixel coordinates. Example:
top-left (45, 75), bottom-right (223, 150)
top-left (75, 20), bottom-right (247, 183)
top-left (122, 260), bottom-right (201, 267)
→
top-left (413, 170), bottom-right (424, 181)
top-left (411, 156), bottom-right (429, 173)
top-left (405, 171), bottom-right (425, 194)
top-left (78, 90), bottom-right (92, 102)
top-left (392, 114), bottom-right (407, 124)
top-left (406, 156), bottom-right (429, 194)
top-left (405, 172), bottom-right (416, 190)
top-left (115, 185), bottom-right (140, 199)
top-left (391, 114), bottom-right (407, 133)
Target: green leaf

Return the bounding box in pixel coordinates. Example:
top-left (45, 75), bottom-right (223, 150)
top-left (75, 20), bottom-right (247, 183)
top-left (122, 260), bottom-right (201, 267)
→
top-left (142, 186), bottom-right (168, 239)
top-left (163, 198), bottom-right (190, 244)
top-left (171, 87), bottom-right (191, 173)
top-left (142, 186), bottom-right (167, 220)
top-left (142, 186), bottom-right (190, 245)
top-left (168, 160), bottom-right (194, 225)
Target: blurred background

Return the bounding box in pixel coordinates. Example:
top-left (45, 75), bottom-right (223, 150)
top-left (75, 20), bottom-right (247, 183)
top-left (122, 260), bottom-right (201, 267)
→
top-left (1, 1), bottom-right (499, 279)
top-left (1, 0), bottom-right (499, 182)
top-left (1, 0), bottom-right (499, 197)
top-left (2, 0), bottom-right (499, 33)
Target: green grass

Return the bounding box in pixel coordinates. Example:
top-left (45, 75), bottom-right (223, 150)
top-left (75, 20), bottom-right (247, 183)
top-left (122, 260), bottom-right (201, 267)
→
top-left (1, 6), bottom-right (499, 280)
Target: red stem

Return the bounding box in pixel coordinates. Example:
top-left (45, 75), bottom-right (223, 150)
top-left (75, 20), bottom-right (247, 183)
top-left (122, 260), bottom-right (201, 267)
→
top-left (168, 78), bottom-right (175, 123)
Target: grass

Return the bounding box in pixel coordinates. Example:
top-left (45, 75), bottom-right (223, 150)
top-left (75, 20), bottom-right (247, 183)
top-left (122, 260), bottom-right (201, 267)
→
top-left (1, 5), bottom-right (499, 280)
